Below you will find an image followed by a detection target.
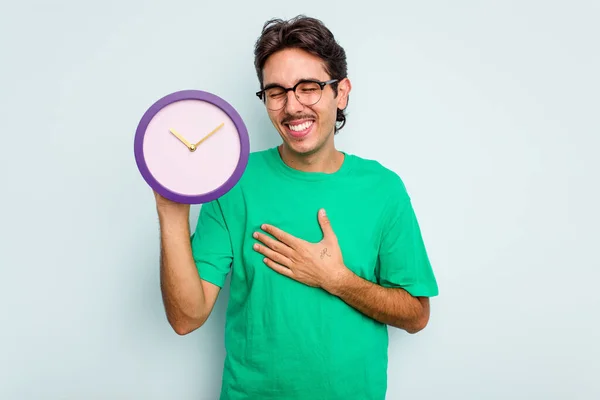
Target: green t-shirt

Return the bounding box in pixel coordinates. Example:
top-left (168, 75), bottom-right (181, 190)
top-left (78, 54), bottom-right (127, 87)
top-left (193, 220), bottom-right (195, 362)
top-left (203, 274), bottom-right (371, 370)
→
top-left (190, 146), bottom-right (438, 400)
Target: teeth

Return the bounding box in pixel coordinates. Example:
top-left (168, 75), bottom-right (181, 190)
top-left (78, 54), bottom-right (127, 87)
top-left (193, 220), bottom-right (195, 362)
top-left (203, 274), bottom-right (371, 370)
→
top-left (288, 121), bottom-right (313, 132)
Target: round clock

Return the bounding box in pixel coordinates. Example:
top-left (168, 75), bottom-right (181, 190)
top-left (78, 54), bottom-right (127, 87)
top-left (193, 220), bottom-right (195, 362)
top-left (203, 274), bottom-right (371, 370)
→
top-left (134, 89), bottom-right (250, 204)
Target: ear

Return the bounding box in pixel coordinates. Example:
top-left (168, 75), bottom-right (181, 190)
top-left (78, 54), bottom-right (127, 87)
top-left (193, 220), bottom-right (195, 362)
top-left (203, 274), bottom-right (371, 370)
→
top-left (336, 77), bottom-right (352, 110)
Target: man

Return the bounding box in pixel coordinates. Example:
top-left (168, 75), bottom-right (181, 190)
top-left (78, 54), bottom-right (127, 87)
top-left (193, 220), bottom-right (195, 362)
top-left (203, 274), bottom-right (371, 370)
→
top-left (154, 15), bottom-right (438, 400)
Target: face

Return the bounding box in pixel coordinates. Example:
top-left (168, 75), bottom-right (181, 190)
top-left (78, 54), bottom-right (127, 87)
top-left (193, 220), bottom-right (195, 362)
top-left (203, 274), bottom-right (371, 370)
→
top-left (261, 48), bottom-right (351, 155)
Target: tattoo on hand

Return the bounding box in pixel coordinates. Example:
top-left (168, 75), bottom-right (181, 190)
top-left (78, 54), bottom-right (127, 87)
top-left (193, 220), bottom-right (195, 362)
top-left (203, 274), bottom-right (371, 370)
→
top-left (320, 247), bottom-right (331, 259)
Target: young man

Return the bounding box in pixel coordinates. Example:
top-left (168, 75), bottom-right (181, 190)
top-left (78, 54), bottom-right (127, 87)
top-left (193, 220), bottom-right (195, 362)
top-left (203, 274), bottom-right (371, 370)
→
top-left (155, 15), bottom-right (438, 400)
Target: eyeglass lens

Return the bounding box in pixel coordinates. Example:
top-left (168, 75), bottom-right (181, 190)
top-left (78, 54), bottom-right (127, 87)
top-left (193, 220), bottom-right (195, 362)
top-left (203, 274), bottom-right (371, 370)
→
top-left (264, 81), bottom-right (322, 110)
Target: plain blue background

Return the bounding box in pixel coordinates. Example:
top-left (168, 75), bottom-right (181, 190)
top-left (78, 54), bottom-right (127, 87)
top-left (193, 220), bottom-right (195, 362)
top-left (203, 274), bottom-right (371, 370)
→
top-left (1, 1), bottom-right (599, 399)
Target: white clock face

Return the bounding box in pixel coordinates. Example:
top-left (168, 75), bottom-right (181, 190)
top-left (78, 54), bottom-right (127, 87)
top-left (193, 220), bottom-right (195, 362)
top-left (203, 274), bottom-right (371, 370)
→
top-left (141, 99), bottom-right (242, 197)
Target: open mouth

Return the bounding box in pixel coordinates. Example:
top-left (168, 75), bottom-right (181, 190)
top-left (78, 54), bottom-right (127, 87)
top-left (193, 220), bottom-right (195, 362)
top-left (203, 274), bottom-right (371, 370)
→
top-left (284, 120), bottom-right (315, 138)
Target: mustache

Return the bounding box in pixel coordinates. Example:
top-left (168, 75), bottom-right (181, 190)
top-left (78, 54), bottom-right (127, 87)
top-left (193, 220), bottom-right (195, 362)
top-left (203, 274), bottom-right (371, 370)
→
top-left (281, 114), bottom-right (316, 125)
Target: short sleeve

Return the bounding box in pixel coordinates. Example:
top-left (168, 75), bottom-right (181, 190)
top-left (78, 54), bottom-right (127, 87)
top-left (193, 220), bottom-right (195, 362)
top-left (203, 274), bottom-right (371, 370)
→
top-left (190, 199), bottom-right (233, 288)
top-left (376, 176), bottom-right (439, 297)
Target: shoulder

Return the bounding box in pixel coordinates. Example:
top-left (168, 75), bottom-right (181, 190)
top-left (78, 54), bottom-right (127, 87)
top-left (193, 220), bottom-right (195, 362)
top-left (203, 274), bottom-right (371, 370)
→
top-left (244, 147), bottom-right (275, 174)
top-left (217, 147), bottom-right (273, 202)
top-left (346, 152), bottom-right (410, 200)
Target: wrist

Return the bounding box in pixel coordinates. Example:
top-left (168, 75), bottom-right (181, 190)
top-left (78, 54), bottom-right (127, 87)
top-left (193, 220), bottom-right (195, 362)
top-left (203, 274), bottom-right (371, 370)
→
top-left (323, 265), bottom-right (354, 296)
top-left (157, 205), bottom-right (190, 232)
top-left (157, 203), bottom-right (190, 220)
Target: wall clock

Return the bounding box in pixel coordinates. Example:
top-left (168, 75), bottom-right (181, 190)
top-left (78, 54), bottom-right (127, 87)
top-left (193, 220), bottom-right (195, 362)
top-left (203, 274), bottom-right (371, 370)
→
top-left (134, 89), bottom-right (250, 204)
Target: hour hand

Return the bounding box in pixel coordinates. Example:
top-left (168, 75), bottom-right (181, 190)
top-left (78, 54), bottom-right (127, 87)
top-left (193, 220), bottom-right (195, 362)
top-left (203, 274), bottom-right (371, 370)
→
top-left (169, 128), bottom-right (193, 149)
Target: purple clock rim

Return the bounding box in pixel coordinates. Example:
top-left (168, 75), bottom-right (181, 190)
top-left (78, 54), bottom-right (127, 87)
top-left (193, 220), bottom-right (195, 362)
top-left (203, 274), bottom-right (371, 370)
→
top-left (134, 89), bottom-right (250, 204)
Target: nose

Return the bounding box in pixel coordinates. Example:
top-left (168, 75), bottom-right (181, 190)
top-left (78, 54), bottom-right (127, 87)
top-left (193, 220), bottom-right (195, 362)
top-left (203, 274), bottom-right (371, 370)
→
top-left (284, 90), bottom-right (304, 114)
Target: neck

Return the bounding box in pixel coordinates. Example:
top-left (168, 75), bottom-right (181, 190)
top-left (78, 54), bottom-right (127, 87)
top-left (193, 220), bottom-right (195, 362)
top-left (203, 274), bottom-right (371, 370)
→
top-left (277, 142), bottom-right (344, 174)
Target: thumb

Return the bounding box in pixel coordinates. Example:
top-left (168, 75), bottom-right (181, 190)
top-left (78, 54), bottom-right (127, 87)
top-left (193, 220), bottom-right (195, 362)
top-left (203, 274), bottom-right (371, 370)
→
top-left (318, 209), bottom-right (336, 241)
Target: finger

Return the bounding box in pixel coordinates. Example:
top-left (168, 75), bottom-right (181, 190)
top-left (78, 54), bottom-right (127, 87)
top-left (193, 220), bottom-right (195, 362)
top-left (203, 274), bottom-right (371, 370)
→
top-left (253, 231), bottom-right (294, 257)
top-left (317, 209), bottom-right (337, 242)
top-left (263, 257), bottom-right (295, 279)
top-left (253, 243), bottom-right (292, 267)
top-left (260, 224), bottom-right (301, 249)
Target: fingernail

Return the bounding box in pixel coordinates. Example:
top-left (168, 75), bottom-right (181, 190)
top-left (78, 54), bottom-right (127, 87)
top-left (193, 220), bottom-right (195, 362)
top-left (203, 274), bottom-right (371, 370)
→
top-left (320, 209), bottom-right (326, 216)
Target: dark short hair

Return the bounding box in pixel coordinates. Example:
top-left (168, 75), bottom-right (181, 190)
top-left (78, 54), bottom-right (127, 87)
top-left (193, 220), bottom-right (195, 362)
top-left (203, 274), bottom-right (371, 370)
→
top-left (253, 15), bottom-right (349, 133)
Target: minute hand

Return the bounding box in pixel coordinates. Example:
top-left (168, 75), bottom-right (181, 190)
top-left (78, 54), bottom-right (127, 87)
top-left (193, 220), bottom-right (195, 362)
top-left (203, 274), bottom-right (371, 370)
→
top-left (195, 123), bottom-right (224, 147)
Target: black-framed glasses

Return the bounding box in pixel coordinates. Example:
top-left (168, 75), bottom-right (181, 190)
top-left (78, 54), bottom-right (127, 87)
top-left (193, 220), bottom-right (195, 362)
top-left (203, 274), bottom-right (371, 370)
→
top-left (256, 79), bottom-right (339, 111)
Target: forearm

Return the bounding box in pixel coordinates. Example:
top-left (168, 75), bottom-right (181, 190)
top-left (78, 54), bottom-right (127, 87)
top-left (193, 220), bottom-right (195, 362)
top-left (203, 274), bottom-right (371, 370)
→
top-left (158, 210), bottom-right (207, 333)
top-left (324, 269), bottom-right (429, 333)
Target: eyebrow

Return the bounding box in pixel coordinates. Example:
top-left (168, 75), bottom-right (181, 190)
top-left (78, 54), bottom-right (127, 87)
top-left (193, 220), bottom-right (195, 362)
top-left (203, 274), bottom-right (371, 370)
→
top-left (262, 77), bottom-right (323, 90)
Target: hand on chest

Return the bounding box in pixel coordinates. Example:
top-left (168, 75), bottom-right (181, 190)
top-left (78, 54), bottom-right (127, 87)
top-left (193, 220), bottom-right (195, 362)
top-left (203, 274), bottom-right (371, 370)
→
top-left (242, 206), bottom-right (381, 280)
